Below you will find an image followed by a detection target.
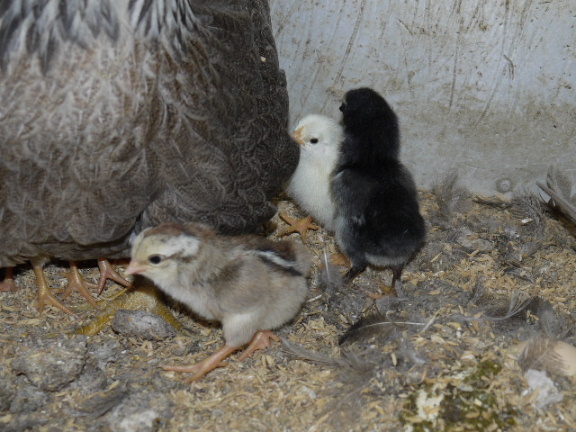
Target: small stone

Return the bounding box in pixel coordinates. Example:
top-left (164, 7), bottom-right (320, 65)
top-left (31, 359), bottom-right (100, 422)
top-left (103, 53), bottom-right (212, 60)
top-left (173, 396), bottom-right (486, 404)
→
top-left (111, 309), bottom-right (177, 341)
top-left (0, 365), bottom-right (16, 411)
top-left (106, 391), bottom-right (172, 432)
top-left (11, 336), bottom-right (88, 392)
top-left (73, 380), bottom-right (129, 417)
top-left (9, 378), bottom-right (51, 413)
top-left (456, 234), bottom-right (493, 252)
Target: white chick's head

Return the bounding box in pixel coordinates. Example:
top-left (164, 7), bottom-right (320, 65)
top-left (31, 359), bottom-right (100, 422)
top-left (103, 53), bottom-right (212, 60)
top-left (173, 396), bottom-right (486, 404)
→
top-left (292, 114), bottom-right (343, 157)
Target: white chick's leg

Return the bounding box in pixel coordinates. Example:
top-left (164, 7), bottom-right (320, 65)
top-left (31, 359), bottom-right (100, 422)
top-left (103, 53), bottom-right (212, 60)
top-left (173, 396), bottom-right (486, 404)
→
top-left (30, 257), bottom-right (76, 316)
top-left (61, 261), bottom-right (100, 308)
top-left (162, 345), bottom-right (238, 382)
top-left (238, 330), bottom-right (281, 361)
top-left (0, 267), bottom-right (17, 292)
top-left (278, 214), bottom-right (318, 243)
top-left (96, 258), bottom-right (131, 295)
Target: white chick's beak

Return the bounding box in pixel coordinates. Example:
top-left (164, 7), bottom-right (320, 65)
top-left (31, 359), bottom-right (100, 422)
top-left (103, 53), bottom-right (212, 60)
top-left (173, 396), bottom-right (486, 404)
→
top-left (291, 127), bottom-right (305, 146)
top-left (124, 260), bottom-right (147, 275)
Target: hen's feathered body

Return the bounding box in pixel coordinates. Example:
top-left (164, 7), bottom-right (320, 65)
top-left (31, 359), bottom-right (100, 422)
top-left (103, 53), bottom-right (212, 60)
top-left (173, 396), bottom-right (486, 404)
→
top-left (0, 0), bottom-right (296, 267)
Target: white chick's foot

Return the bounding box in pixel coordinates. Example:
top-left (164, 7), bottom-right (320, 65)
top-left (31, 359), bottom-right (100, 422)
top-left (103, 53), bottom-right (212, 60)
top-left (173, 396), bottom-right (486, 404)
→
top-left (278, 214), bottom-right (318, 243)
top-left (96, 258), bottom-right (131, 295)
top-left (163, 344), bottom-right (238, 382)
top-left (331, 253), bottom-right (350, 267)
top-left (238, 330), bottom-right (281, 361)
top-left (61, 261), bottom-right (100, 309)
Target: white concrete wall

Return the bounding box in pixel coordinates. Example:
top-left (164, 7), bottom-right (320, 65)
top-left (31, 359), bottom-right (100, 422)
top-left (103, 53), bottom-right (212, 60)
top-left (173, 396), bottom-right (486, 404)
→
top-left (270, 0), bottom-right (576, 195)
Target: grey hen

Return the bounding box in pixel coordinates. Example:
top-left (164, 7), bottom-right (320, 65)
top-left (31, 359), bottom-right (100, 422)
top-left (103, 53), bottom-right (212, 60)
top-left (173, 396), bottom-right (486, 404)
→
top-left (0, 0), bottom-right (297, 313)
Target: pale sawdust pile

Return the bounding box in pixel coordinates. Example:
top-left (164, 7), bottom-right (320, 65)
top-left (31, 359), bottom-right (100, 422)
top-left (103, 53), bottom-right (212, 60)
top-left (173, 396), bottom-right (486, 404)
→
top-left (1, 184), bottom-right (575, 432)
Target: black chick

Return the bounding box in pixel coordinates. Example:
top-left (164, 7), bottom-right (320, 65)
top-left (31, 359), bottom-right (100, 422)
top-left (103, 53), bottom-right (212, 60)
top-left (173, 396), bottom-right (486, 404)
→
top-left (330, 88), bottom-right (425, 294)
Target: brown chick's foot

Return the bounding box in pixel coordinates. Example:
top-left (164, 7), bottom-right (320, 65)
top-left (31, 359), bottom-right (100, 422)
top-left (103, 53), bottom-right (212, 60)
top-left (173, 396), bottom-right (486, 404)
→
top-left (278, 214), bottom-right (318, 243)
top-left (96, 258), bottom-right (131, 295)
top-left (163, 345), bottom-right (238, 382)
top-left (238, 330), bottom-right (281, 361)
top-left (61, 261), bottom-right (99, 309)
top-left (32, 262), bottom-right (76, 316)
top-left (0, 267), bottom-right (17, 292)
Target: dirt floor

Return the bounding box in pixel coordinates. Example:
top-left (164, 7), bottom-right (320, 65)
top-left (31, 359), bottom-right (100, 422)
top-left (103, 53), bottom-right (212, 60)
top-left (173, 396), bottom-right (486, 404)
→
top-left (1, 180), bottom-right (575, 432)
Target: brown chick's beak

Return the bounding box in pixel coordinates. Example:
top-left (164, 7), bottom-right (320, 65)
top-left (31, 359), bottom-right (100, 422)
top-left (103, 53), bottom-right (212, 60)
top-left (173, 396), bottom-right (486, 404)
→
top-left (291, 127), bottom-right (305, 146)
top-left (125, 261), bottom-right (146, 275)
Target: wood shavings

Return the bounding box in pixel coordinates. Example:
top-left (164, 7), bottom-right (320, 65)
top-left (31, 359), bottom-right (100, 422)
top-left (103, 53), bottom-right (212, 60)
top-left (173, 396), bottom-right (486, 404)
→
top-left (1, 192), bottom-right (576, 431)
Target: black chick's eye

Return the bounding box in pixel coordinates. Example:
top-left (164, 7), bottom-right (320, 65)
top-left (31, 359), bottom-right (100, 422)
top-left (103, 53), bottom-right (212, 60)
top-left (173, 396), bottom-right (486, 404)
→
top-left (310, 138), bottom-right (319, 144)
top-left (148, 254), bottom-right (163, 265)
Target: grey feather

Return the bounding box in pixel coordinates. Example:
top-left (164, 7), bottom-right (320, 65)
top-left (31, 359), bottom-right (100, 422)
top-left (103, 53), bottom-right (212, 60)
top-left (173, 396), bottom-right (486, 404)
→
top-left (538, 168), bottom-right (576, 224)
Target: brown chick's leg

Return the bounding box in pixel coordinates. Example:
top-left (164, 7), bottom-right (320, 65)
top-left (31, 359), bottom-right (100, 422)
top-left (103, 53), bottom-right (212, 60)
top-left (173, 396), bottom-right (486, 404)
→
top-left (96, 258), bottom-right (131, 295)
top-left (32, 261), bottom-right (76, 316)
top-left (62, 261), bottom-right (100, 308)
top-left (238, 330), bottom-right (281, 361)
top-left (163, 344), bottom-right (238, 382)
top-left (0, 267), bottom-right (17, 292)
top-left (278, 213), bottom-right (319, 243)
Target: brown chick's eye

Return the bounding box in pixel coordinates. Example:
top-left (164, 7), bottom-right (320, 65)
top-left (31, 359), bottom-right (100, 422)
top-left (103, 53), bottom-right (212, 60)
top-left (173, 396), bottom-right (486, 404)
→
top-left (310, 138), bottom-right (319, 144)
top-left (148, 255), bottom-right (163, 265)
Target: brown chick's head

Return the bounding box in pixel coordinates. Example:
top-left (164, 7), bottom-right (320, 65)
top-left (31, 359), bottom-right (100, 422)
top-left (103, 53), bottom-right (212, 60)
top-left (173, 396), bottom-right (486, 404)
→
top-left (126, 223), bottom-right (311, 348)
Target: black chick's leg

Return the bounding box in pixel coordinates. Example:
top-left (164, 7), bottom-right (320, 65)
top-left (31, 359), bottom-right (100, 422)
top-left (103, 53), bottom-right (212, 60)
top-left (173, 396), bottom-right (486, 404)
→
top-left (390, 264), bottom-right (405, 297)
top-left (343, 264), bottom-right (367, 285)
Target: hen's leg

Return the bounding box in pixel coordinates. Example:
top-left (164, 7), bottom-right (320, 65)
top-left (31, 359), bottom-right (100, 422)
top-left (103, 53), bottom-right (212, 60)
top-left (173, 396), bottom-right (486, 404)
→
top-left (31, 257), bottom-right (75, 316)
top-left (0, 267), bottom-right (17, 292)
top-left (96, 258), bottom-right (131, 295)
top-left (61, 261), bottom-right (99, 308)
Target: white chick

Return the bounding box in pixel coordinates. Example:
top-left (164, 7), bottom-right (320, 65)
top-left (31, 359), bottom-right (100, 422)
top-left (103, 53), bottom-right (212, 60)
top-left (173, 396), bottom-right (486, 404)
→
top-left (283, 114), bottom-right (344, 239)
top-left (125, 222), bottom-right (310, 381)
top-left (331, 88), bottom-right (425, 295)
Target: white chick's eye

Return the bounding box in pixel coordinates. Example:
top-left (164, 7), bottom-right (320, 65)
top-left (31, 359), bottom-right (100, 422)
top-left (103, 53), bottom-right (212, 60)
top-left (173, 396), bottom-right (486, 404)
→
top-left (148, 254), bottom-right (164, 265)
top-left (310, 138), bottom-right (319, 144)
